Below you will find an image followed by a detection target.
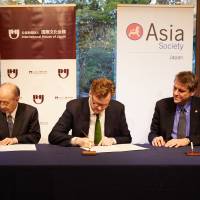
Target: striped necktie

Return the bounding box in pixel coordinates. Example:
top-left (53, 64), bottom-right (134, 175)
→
top-left (177, 107), bottom-right (186, 139)
top-left (7, 114), bottom-right (14, 137)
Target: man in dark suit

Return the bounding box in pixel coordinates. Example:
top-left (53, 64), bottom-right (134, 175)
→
top-left (148, 71), bottom-right (200, 147)
top-left (0, 82), bottom-right (41, 145)
top-left (49, 77), bottom-right (131, 147)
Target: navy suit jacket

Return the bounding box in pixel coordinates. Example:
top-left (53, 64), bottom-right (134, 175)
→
top-left (148, 96), bottom-right (200, 145)
top-left (48, 97), bottom-right (132, 146)
top-left (0, 103), bottom-right (41, 144)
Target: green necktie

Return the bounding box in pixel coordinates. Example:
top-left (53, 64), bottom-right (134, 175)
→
top-left (94, 114), bottom-right (102, 145)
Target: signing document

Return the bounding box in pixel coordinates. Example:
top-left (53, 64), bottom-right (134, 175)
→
top-left (82, 144), bottom-right (148, 153)
top-left (0, 144), bottom-right (36, 152)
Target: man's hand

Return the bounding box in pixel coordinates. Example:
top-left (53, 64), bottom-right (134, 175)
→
top-left (0, 137), bottom-right (18, 145)
top-left (99, 136), bottom-right (116, 146)
top-left (152, 136), bottom-right (166, 147)
top-left (72, 137), bottom-right (94, 148)
top-left (165, 138), bottom-right (190, 148)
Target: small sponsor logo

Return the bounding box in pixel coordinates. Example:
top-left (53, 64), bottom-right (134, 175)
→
top-left (33, 95), bottom-right (44, 104)
top-left (7, 69), bottom-right (18, 79)
top-left (8, 29), bottom-right (20, 40)
top-left (29, 70), bottom-right (48, 75)
top-left (54, 96), bottom-right (73, 101)
top-left (58, 69), bottom-right (69, 79)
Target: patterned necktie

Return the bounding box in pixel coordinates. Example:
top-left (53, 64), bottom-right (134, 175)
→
top-left (177, 107), bottom-right (186, 139)
top-left (7, 114), bottom-right (14, 137)
top-left (94, 114), bottom-right (102, 145)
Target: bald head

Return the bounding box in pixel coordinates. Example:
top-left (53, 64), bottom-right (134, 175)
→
top-left (0, 82), bottom-right (20, 98)
top-left (0, 82), bottom-right (20, 114)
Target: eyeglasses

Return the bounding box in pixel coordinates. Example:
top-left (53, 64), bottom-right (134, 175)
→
top-left (90, 95), bottom-right (110, 109)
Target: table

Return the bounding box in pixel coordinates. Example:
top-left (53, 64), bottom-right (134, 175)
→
top-left (1, 144), bottom-right (200, 200)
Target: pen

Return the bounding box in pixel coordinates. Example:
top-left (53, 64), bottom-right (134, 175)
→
top-left (191, 142), bottom-right (194, 152)
top-left (81, 129), bottom-right (87, 137)
top-left (81, 130), bottom-right (92, 150)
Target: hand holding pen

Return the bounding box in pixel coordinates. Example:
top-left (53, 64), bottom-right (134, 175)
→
top-left (81, 130), bottom-right (94, 150)
top-left (80, 130), bottom-right (97, 156)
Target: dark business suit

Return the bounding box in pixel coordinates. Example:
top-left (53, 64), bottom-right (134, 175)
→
top-left (48, 97), bottom-right (132, 147)
top-left (0, 103), bottom-right (41, 143)
top-left (148, 96), bottom-right (200, 145)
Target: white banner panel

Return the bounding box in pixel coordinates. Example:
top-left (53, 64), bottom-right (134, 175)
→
top-left (1, 59), bottom-right (76, 143)
top-left (117, 5), bottom-right (194, 143)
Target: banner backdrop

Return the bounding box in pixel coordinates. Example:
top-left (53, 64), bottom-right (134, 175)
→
top-left (117, 5), bottom-right (194, 143)
top-left (0, 5), bottom-right (76, 143)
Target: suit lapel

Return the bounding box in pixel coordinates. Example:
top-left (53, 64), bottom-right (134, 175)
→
top-left (190, 97), bottom-right (199, 132)
top-left (105, 104), bottom-right (112, 137)
top-left (80, 98), bottom-right (90, 135)
top-left (12, 103), bottom-right (23, 137)
top-left (167, 99), bottom-right (176, 134)
top-left (0, 112), bottom-right (10, 138)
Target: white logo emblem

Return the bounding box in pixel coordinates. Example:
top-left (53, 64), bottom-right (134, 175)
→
top-left (8, 29), bottom-right (20, 39)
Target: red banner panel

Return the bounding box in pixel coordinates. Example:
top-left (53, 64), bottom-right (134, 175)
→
top-left (0, 5), bottom-right (76, 59)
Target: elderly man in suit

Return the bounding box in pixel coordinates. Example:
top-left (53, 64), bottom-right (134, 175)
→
top-left (0, 82), bottom-right (41, 145)
top-left (148, 71), bottom-right (200, 148)
top-left (49, 77), bottom-right (131, 148)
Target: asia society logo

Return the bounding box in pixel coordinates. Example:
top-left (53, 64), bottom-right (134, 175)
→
top-left (58, 69), bottom-right (69, 79)
top-left (8, 29), bottom-right (20, 40)
top-left (126, 23), bottom-right (143, 40)
top-left (126, 23), bottom-right (184, 42)
top-left (33, 95), bottom-right (44, 104)
top-left (7, 69), bottom-right (18, 79)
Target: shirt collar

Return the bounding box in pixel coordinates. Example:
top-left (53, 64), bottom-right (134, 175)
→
top-left (177, 100), bottom-right (191, 113)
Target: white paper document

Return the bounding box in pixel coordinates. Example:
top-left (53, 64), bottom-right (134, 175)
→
top-left (0, 144), bottom-right (36, 152)
top-left (82, 144), bottom-right (148, 153)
